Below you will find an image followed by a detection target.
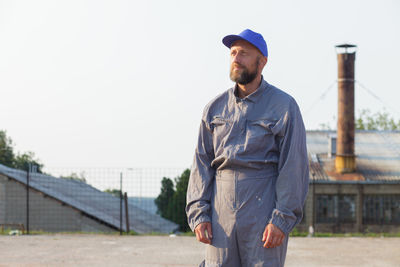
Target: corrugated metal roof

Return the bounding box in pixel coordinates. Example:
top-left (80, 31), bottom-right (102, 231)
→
top-left (307, 130), bottom-right (400, 183)
top-left (0, 164), bottom-right (179, 234)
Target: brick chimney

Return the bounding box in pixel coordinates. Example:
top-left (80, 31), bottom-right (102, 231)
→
top-left (335, 44), bottom-right (357, 173)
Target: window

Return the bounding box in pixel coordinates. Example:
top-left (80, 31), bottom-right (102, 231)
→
top-left (316, 194), bottom-right (356, 223)
top-left (363, 195), bottom-right (400, 224)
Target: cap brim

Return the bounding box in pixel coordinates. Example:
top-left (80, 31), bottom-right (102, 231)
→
top-left (222, 35), bottom-right (246, 49)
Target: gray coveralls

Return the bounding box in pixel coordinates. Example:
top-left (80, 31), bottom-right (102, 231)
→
top-left (186, 79), bottom-right (309, 267)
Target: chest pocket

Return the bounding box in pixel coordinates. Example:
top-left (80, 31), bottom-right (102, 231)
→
top-left (246, 119), bottom-right (279, 152)
top-left (248, 119), bottom-right (276, 136)
top-left (211, 116), bottom-right (233, 138)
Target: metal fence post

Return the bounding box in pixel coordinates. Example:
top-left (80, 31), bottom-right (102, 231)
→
top-left (26, 166), bottom-right (30, 235)
top-left (120, 172), bottom-right (123, 235)
top-left (124, 192), bottom-right (130, 233)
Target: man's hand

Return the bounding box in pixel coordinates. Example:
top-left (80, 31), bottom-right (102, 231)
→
top-left (262, 223), bottom-right (285, 248)
top-left (194, 222), bottom-right (213, 244)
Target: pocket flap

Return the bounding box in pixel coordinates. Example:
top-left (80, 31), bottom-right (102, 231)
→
top-left (211, 116), bottom-right (231, 126)
top-left (249, 119), bottom-right (276, 133)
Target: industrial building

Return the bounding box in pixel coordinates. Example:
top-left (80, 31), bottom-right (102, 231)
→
top-left (298, 44), bottom-right (400, 233)
top-left (300, 130), bottom-right (400, 233)
top-left (0, 164), bottom-right (178, 234)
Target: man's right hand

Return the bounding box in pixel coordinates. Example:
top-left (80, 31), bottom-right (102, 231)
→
top-left (194, 222), bottom-right (213, 244)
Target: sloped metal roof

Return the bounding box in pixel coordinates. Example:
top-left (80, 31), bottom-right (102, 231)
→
top-left (307, 130), bottom-right (400, 183)
top-left (0, 164), bottom-right (178, 234)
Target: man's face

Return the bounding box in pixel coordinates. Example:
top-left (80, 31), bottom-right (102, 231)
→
top-left (229, 40), bottom-right (264, 85)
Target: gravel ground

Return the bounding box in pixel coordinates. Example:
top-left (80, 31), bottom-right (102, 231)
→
top-left (0, 235), bottom-right (399, 267)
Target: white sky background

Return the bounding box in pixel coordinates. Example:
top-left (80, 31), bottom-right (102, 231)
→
top-left (0, 0), bottom-right (399, 169)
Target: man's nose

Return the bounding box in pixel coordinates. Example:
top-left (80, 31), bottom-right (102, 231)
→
top-left (231, 54), bottom-right (242, 65)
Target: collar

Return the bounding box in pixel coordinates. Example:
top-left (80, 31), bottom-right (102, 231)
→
top-left (233, 77), bottom-right (269, 103)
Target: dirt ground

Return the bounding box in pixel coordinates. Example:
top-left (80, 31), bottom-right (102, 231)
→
top-left (0, 235), bottom-right (399, 267)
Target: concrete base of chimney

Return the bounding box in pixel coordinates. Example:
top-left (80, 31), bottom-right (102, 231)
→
top-left (335, 155), bottom-right (356, 173)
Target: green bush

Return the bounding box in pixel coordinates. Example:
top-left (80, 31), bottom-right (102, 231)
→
top-left (155, 169), bottom-right (190, 232)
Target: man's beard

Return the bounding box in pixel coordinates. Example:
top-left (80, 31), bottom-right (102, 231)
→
top-left (230, 60), bottom-right (259, 85)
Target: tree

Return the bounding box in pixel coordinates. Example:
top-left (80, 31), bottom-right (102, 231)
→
top-left (155, 177), bottom-right (175, 220)
top-left (104, 188), bottom-right (122, 197)
top-left (154, 169), bottom-right (191, 232)
top-left (61, 172), bottom-right (87, 183)
top-left (172, 169), bottom-right (190, 232)
top-left (0, 130), bottom-right (43, 172)
top-left (0, 130), bottom-right (16, 168)
top-left (14, 151), bottom-right (44, 173)
top-left (356, 109), bottom-right (400, 130)
top-left (318, 109), bottom-right (400, 131)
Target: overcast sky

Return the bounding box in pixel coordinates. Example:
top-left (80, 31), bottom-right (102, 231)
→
top-left (1, 0), bottom-right (399, 169)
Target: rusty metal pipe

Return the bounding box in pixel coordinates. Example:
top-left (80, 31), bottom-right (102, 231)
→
top-left (336, 50), bottom-right (356, 173)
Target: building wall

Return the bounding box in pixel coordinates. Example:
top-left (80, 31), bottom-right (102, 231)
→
top-left (298, 183), bottom-right (400, 233)
top-left (0, 174), bottom-right (114, 232)
top-left (0, 175), bottom-right (6, 224)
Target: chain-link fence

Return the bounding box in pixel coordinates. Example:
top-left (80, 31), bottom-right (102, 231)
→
top-left (0, 164), bottom-right (187, 235)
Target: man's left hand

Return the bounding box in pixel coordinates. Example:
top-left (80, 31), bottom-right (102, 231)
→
top-left (262, 223), bottom-right (285, 248)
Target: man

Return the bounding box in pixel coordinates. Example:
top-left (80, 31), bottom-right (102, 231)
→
top-left (186, 29), bottom-right (309, 267)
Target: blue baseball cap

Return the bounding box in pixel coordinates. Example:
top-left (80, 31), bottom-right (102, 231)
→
top-left (222, 29), bottom-right (268, 57)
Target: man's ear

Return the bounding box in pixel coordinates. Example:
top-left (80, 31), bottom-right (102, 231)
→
top-left (262, 56), bottom-right (268, 66)
top-left (259, 56), bottom-right (268, 71)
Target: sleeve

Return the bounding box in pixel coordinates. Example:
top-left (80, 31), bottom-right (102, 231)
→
top-left (269, 99), bottom-right (309, 235)
top-left (185, 112), bottom-right (216, 232)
